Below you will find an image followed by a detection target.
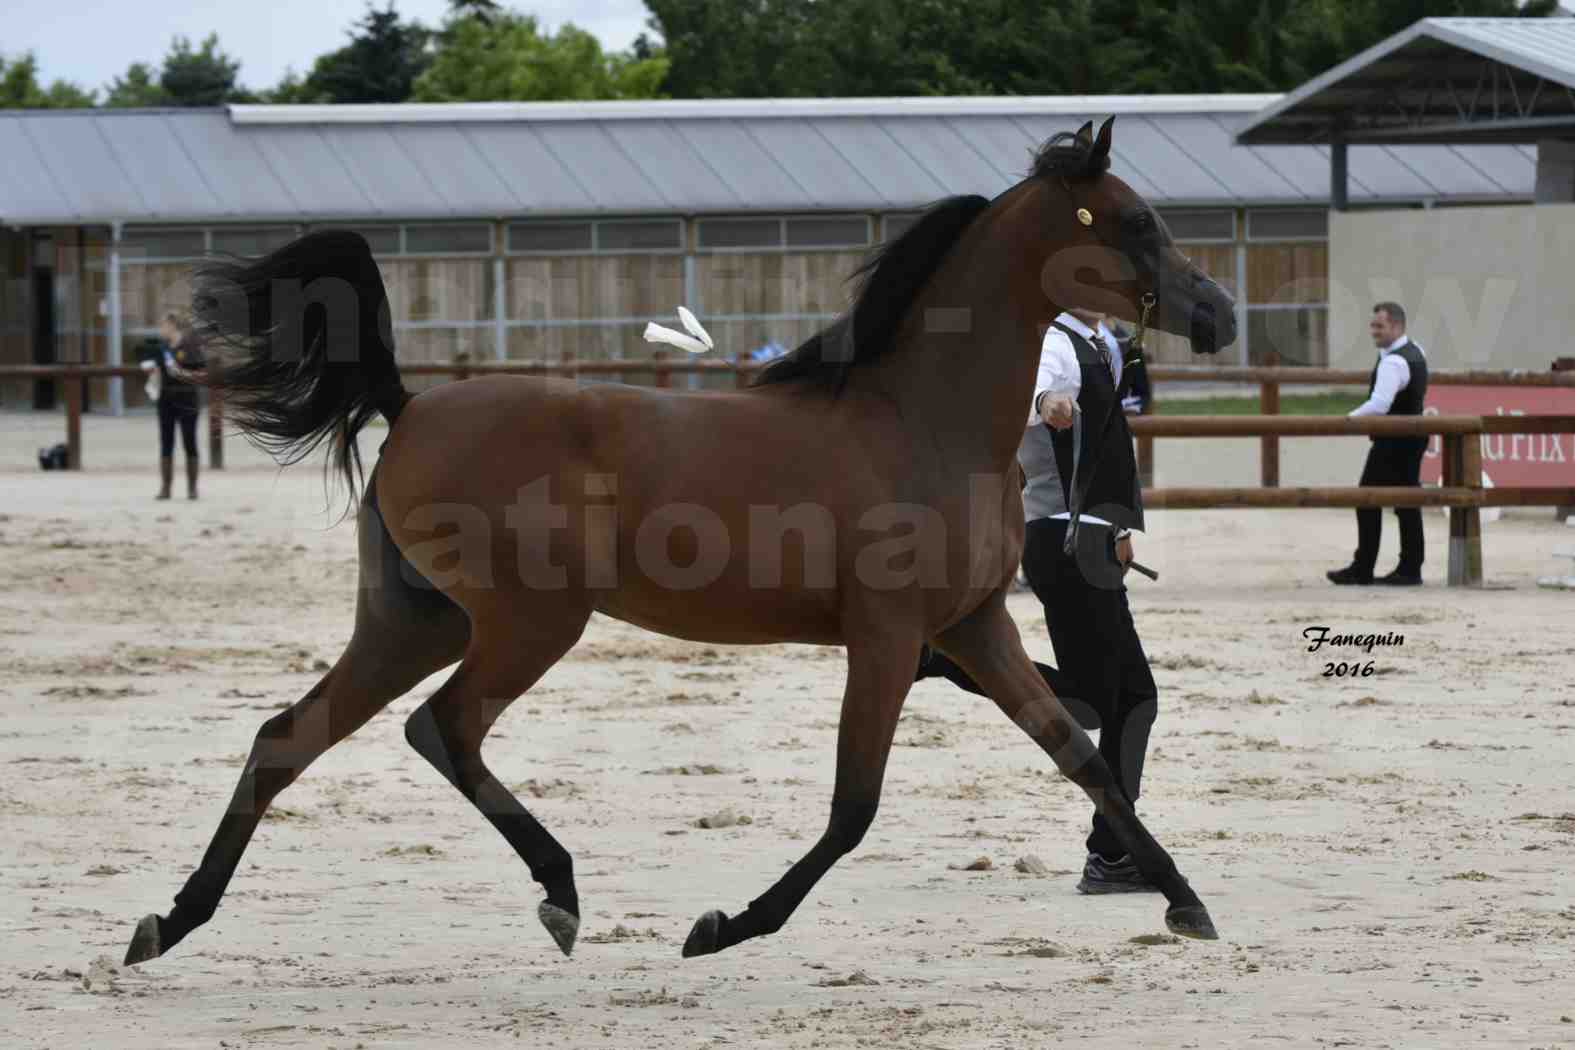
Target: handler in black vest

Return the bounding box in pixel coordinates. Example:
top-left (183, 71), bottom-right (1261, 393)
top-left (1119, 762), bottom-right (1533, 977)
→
top-left (913, 308), bottom-right (1159, 894)
top-left (1026, 308), bottom-right (1157, 893)
top-left (917, 307), bottom-right (1156, 892)
top-left (1327, 302), bottom-right (1429, 586)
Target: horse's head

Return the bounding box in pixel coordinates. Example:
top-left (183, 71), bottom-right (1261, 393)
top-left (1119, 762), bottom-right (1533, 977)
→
top-left (1027, 117), bottom-right (1236, 355)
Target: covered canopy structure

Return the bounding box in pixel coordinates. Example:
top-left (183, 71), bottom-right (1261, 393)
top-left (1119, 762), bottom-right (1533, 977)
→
top-left (1235, 17), bottom-right (1575, 207)
top-left (1234, 17), bottom-right (1575, 381)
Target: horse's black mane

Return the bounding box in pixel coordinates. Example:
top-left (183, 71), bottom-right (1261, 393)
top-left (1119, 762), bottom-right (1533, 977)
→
top-left (753, 131), bottom-right (1106, 393)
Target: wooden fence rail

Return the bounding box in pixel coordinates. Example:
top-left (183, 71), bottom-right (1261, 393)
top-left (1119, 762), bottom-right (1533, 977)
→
top-left (1145, 356), bottom-right (1575, 488)
top-left (7, 365), bottom-right (1573, 584)
top-left (1125, 413), bottom-right (1575, 587)
top-left (8, 360), bottom-right (1575, 474)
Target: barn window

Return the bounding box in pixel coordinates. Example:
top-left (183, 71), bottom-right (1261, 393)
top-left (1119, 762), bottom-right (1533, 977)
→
top-left (1158, 209), bottom-right (1235, 242)
top-left (311, 225), bottom-right (401, 256)
top-left (596, 220), bottom-right (682, 252)
top-left (121, 228), bottom-right (206, 260)
top-left (508, 222), bottom-right (593, 253)
top-left (785, 216), bottom-right (869, 248)
top-left (209, 227), bottom-right (298, 257)
top-left (1247, 209), bottom-right (1328, 241)
top-left (697, 218), bottom-right (782, 250)
top-left (404, 224), bottom-right (493, 254)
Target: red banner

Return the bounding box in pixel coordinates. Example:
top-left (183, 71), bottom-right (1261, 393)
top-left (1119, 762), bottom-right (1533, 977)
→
top-left (1419, 387), bottom-right (1575, 487)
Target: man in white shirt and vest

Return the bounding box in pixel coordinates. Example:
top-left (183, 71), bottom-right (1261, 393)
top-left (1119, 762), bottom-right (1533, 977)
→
top-left (1023, 306), bottom-right (1159, 893)
top-left (1328, 302), bottom-right (1429, 586)
top-left (917, 305), bottom-right (1157, 892)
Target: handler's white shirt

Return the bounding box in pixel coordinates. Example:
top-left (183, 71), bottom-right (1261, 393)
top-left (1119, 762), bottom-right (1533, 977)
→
top-left (1025, 313), bottom-right (1124, 527)
top-left (1025, 313), bottom-right (1121, 427)
top-left (1349, 335), bottom-right (1422, 417)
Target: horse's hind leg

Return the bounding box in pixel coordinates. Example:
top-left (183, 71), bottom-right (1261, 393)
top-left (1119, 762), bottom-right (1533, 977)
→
top-left (124, 478), bottom-right (470, 965)
top-left (401, 605), bottom-right (591, 957)
top-left (123, 627), bottom-right (465, 964)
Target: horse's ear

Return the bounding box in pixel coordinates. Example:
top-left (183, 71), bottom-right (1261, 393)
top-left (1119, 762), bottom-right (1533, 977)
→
top-left (1074, 120), bottom-right (1094, 145)
top-left (1093, 116), bottom-right (1115, 159)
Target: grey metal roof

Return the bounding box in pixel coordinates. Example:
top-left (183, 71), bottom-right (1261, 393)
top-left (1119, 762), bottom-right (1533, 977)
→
top-left (0, 96), bottom-right (1538, 227)
top-left (1238, 18), bottom-right (1575, 145)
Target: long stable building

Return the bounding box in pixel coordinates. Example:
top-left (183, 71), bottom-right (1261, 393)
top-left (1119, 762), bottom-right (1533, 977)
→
top-left (0, 89), bottom-right (1548, 411)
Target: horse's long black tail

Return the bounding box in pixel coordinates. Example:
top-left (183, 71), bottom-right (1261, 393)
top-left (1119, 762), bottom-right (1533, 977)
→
top-left (192, 230), bottom-right (408, 498)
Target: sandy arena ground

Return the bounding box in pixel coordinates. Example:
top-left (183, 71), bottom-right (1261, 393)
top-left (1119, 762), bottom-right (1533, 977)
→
top-left (2, 407), bottom-right (1573, 1050)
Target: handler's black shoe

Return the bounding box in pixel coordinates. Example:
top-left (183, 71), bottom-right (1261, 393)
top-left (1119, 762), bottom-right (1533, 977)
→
top-left (1326, 565), bottom-right (1374, 585)
top-left (1375, 569), bottom-right (1422, 586)
top-left (1076, 852), bottom-right (1161, 895)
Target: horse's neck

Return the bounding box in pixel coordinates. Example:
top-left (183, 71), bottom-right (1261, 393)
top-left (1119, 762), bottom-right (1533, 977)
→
top-left (849, 208), bottom-right (1053, 475)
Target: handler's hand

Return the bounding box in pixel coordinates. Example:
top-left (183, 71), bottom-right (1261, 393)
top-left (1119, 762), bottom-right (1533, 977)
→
top-left (1038, 394), bottom-right (1075, 429)
top-left (1116, 535), bottom-right (1134, 575)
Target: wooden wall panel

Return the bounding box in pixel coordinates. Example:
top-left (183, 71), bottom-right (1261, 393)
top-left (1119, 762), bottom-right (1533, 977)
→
top-left (505, 255), bottom-right (685, 321)
top-left (382, 259), bottom-right (492, 323)
top-left (1246, 243), bottom-right (1328, 305)
top-left (0, 230), bottom-right (30, 404)
top-left (1248, 307), bottom-right (1330, 366)
top-left (504, 323), bottom-right (654, 363)
top-left (121, 263), bottom-right (194, 329)
top-left (693, 251), bottom-right (862, 317)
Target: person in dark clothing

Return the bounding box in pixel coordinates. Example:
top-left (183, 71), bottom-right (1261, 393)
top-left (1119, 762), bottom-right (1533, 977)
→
top-left (1327, 302), bottom-right (1429, 586)
top-left (146, 312), bottom-right (204, 500)
top-left (917, 307), bottom-right (1160, 895)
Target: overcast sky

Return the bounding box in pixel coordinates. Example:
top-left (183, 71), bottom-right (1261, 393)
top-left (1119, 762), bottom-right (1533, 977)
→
top-left (8, 0), bottom-right (654, 96)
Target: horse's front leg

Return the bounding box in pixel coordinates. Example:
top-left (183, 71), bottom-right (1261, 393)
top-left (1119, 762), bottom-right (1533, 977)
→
top-left (682, 622), bottom-right (923, 958)
top-left (934, 593), bottom-right (1217, 940)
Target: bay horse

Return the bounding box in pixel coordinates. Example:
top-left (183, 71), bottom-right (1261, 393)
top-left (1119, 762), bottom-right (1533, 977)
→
top-left (124, 117), bottom-right (1236, 967)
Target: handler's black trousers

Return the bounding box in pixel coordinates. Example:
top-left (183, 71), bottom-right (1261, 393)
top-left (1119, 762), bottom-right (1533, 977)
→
top-left (1022, 517), bottom-right (1157, 861)
top-left (158, 395), bottom-right (199, 459)
top-left (1355, 437), bottom-right (1427, 575)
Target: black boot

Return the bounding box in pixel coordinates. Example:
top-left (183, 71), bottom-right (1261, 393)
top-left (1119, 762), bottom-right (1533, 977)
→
top-left (186, 457), bottom-right (199, 500)
top-left (157, 456), bottom-right (173, 500)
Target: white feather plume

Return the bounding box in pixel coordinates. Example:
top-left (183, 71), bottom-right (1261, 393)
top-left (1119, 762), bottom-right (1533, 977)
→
top-left (642, 306), bottom-right (715, 355)
top-left (676, 305), bottom-right (714, 349)
top-left (643, 322), bottom-right (709, 355)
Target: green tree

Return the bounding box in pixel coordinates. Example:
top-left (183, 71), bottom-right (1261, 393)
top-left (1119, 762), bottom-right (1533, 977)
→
top-left (414, 11), bottom-right (667, 101)
top-left (0, 52), bottom-right (96, 107)
top-left (160, 34), bottom-right (245, 106)
top-left (1287, 0), bottom-right (1557, 85)
top-left (103, 62), bottom-right (168, 107)
top-left (261, 68), bottom-right (315, 104)
top-left (644, 0), bottom-right (1559, 98)
top-left (295, 4), bottom-right (433, 104)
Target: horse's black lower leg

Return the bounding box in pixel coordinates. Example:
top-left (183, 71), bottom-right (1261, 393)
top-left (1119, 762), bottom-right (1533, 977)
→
top-left (683, 799), bottom-right (875, 956)
top-left (402, 626), bottom-right (586, 956)
top-left (124, 643), bottom-right (448, 965)
top-left (405, 702), bottom-right (580, 953)
top-left (684, 630), bottom-right (918, 958)
top-left (935, 599), bottom-right (1216, 940)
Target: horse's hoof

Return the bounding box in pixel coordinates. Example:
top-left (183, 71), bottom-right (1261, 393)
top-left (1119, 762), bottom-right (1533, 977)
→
top-left (124, 914), bottom-right (163, 966)
top-left (1165, 903), bottom-right (1219, 941)
top-left (682, 909), bottom-right (728, 958)
top-left (538, 902), bottom-right (580, 957)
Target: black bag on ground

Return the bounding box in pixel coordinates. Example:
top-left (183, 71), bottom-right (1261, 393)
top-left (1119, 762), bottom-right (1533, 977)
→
top-left (38, 443), bottom-right (68, 470)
